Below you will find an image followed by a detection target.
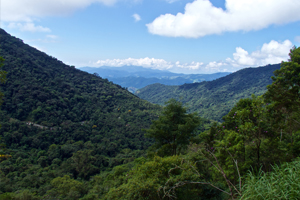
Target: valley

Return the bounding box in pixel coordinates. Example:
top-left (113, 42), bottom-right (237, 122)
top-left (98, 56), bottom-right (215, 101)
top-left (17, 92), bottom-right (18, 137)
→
top-left (0, 28), bottom-right (299, 200)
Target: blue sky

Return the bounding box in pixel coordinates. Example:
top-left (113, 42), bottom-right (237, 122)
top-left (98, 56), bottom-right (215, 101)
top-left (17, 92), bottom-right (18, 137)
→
top-left (2, 0), bottom-right (300, 74)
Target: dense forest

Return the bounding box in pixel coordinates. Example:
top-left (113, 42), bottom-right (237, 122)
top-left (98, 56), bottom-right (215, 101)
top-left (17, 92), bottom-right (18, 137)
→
top-left (136, 63), bottom-right (281, 121)
top-left (0, 28), bottom-right (300, 200)
top-left (0, 28), bottom-right (163, 197)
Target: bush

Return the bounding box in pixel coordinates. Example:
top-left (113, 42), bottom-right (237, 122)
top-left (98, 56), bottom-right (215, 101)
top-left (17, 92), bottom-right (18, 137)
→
top-left (242, 159), bottom-right (300, 199)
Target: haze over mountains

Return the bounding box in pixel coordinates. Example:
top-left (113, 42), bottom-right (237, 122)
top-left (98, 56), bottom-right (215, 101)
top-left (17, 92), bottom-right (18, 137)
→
top-left (80, 66), bottom-right (230, 93)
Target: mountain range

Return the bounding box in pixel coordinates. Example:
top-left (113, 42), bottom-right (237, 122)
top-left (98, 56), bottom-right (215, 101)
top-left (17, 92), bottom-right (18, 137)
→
top-left (80, 66), bottom-right (230, 92)
top-left (136, 63), bottom-right (281, 121)
top-left (0, 28), bottom-right (286, 199)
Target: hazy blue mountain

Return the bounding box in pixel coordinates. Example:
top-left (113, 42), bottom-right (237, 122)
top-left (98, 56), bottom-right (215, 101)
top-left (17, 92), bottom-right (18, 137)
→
top-left (79, 66), bottom-right (179, 78)
top-left (79, 66), bottom-right (231, 92)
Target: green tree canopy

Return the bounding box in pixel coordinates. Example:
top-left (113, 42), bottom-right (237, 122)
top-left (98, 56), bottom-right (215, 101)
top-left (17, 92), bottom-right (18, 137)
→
top-left (0, 56), bottom-right (7, 161)
top-left (264, 46), bottom-right (300, 111)
top-left (145, 99), bottom-right (201, 156)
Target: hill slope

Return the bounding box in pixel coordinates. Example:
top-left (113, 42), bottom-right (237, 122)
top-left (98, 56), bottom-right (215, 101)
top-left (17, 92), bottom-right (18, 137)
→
top-left (0, 28), bottom-right (161, 182)
top-left (136, 64), bottom-right (281, 121)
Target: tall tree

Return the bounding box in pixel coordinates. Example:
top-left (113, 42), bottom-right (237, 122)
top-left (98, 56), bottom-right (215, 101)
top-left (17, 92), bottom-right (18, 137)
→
top-left (264, 46), bottom-right (300, 150)
top-left (145, 99), bottom-right (201, 156)
top-left (264, 46), bottom-right (300, 113)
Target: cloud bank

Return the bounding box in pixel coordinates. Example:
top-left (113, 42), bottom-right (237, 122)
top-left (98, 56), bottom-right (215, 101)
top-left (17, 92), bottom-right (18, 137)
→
top-left (91, 40), bottom-right (293, 73)
top-left (94, 57), bottom-right (203, 71)
top-left (2, 0), bottom-right (130, 32)
top-left (2, 0), bottom-right (118, 22)
top-left (147, 0), bottom-right (300, 38)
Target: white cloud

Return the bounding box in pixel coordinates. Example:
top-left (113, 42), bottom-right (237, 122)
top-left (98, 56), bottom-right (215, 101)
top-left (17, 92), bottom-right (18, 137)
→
top-left (2, 0), bottom-right (121, 23)
top-left (295, 36), bottom-right (300, 43)
top-left (226, 40), bottom-right (293, 68)
top-left (132, 14), bottom-right (141, 22)
top-left (2, 0), bottom-right (127, 32)
top-left (92, 57), bottom-right (203, 72)
top-left (202, 40), bottom-right (293, 73)
top-left (8, 22), bottom-right (51, 32)
top-left (95, 57), bottom-right (173, 70)
top-left (147, 0), bottom-right (300, 38)
top-left (203, 39), bottom-right (292, 72)
top-left (87, 40), bottom-right (292, 74)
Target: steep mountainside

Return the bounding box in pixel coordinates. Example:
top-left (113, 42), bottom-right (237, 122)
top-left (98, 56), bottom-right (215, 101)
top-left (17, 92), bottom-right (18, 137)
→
top-left (0, 28), bottom-right (161, 181)
top-left (136, 64), bottom-right (281, 121)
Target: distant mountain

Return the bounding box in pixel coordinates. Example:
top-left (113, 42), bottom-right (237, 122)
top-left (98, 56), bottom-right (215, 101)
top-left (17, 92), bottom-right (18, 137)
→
top-left (136, 64), bottom-right (281, 121)
top-left (80, 66), bottom-right (231, 92)
top-left (80, 66), bottom-right (179, 78)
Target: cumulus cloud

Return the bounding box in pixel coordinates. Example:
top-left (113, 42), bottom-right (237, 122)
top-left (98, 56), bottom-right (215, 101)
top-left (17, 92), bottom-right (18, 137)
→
top-left (89, 40), bottom-right (293, 74)
top-left (132, 14), bottom-right (141, 22)
top-left (202, 40), bottom-right (293, 73)
top-left (93, 57), bottom-right (203, 72)
top-left (2, 0), bottom-right (119, 23)
top-left (226, 40), bottom-right (293, 68)
top-left (147, 0), bottom-right (300, 38)
top-left (7, 22), bottom-right (51, 32)
top-left (2, 0), bottom-right (127, 32)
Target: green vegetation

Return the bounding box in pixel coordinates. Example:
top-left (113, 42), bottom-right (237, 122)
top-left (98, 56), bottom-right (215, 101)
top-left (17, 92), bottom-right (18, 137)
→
top-left (87, 47), bottom-right (300, 199)
top-left (0, 28), bottom-right (161, 196)
top-left (0, 27), bottom-right (299, 199)
top-left (242, 159), bottom-right (300, 199)
top-left (136, 63), bottom-right (281, 121)
top-left (0, 56), bottom-right (8, 160)
top-left (145, 99), bottom-right (201, 156)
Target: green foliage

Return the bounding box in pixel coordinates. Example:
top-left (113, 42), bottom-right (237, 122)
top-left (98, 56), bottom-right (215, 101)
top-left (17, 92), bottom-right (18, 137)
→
top-left (0, 29), bottom-right (299, 200)
top-left (137, 64), bottom-right (281, 121)
top-left (145, 99), bottom-right (201, 156)
top-left (46, 175), bottom-right (87, 199)
top-left (241, 159), bottom-right (300, 200)
top-left (0, 189), bottom-right (40, 200)
top-left (102, 155), bottom-right (224, 200)
top-left (264, 46), bottom-right (300, 112)
top-left (0, 28), bottom-right (160, 196)
top-left (0, 56), bottom-right (8, 161)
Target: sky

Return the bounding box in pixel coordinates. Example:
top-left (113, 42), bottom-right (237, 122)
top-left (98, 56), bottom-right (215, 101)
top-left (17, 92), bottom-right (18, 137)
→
top-left (1, 0), bottom-right (300, 74)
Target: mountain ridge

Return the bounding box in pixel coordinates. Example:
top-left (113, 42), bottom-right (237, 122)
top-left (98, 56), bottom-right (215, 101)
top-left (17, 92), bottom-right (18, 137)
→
top-left (0, 28), bottom-right (160, 174)
top-left (80, 66), bottom-right (231, 92)
top-left (136, 63), bottom-right (281, 121)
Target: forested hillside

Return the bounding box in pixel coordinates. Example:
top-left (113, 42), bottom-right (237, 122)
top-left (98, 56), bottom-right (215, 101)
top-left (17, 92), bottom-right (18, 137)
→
top-left (136, 63), bottom-right (281, 121)
top-left (1, 27), bottom-right (299, 200)
top-left (0, 28), bottom-right (163, 195)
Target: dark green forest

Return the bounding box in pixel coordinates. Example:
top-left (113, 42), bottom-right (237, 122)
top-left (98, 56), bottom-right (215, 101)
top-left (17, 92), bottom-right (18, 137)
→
top-left (0, 28), bottom-right (163, 197)
top-left (0, 28), bottom-right (300, 200)
top-left (136, 63), bottom-right (281, 121)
